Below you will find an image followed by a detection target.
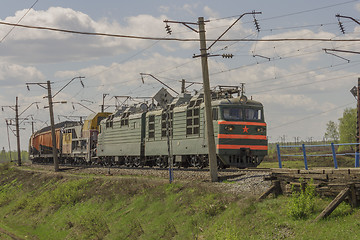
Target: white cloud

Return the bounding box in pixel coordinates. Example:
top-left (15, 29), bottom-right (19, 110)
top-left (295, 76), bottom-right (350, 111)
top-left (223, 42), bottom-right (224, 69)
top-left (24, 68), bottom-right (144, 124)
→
top-left (182, 4), bottom-right (198, 17)
top-left (0, 7), bottom-right (169, 64)
top-left (258, 93), bottom-right (317, 110)
top-left (0, 63), bottom-right (44, 86)
top-left (158, 6), bottom-right (170, 14)
top-left (356, 3), bottom-right (360, 12)
top-left (203, 6), bottom-right (220, 19)
top-left (252, 29), bottom-right (336, 62)
top-left (54, 53), bottom-right (201, 96)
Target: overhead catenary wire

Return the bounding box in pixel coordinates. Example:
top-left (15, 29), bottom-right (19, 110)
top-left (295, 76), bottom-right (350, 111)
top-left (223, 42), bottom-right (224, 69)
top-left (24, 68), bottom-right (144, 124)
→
top-left (0, 4), bottom-right (358, 107)
top-left (1, 20), bottom-right (360, 42)
top-left (0, 0), bottom-right (39, 43)
top-left (269, 102), bottom-right (355, 131)
top-left (209, 0), bottom-right (359, 22)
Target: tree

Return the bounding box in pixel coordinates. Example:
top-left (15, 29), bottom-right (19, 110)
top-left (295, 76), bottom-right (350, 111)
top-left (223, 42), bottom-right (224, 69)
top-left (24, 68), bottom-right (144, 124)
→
top-left (324, 120), bottom-right (339, 143)
top-left (338, 108), bottom-right (356, 151)
top-left (0, 147), bottom-right (6, 162)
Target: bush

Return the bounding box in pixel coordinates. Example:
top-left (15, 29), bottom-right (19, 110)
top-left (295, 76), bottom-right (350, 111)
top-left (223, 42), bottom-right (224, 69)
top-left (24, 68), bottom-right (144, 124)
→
top-left (287, 178), bottom-right (316, 219)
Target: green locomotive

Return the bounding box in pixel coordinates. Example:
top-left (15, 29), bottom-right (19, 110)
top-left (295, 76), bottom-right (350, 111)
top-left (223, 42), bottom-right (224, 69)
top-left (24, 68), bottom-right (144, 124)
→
top-left (97, 86), bottom-right (267, 168)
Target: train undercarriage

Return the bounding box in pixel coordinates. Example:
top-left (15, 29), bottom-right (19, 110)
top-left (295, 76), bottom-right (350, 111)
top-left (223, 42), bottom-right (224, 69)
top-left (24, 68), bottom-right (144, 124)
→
top-left (31, 151), bottom-right (263, 169)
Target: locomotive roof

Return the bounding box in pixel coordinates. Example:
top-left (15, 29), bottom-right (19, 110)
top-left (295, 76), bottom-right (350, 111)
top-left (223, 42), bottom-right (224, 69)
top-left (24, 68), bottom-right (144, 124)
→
top-left (33, 121), bottom-right (79, 136)
top-left (212, 96), bottom-right (263, 107)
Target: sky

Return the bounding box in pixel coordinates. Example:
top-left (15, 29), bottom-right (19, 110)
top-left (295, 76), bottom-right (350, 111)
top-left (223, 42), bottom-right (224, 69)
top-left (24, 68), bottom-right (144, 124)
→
top-left (1, 0), bottom-right (360, 150)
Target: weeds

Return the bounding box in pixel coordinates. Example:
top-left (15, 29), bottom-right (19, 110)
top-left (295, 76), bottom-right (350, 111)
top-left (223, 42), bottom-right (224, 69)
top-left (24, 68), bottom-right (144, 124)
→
top-left (70, 207), bottom-right (110, 240)
top-left (287, 178), bottom-right (316, 219)
top-left (1, 164), bottom-right (360, 239)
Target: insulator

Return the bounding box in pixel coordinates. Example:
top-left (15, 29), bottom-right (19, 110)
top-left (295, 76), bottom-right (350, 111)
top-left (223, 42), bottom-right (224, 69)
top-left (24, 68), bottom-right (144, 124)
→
top-left (165, 24), bottom-right (172, 35)
top-left (222, 54), bottom-right (234, 58)
top-left (338, 20), bottom-right (345, 34)
top-left (254, 18), bottom-right (260, 32)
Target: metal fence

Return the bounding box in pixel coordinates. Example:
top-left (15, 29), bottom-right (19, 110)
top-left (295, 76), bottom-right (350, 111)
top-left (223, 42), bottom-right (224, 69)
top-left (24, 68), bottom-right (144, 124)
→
top-left (276, 143), bottom-right (360, 169)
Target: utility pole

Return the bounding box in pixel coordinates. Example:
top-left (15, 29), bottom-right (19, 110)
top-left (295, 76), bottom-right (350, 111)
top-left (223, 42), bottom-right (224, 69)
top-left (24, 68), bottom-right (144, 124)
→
top-left (181, 79), bottom-right (186, 93)
top-left (15, 97), bottom-right (21, 166)
top-left (47, 80), bottom-right (59, 172)
top-left (357, 78), bottom-right (360, 167)
top-left (165, 12), bottom-right (260, 182)
top-left (5, 120), bottom-right (12, 162)
top-left (2, 100), bottom-right (38, 165)
top-left (27, 77), bottom-right (82, 172)
top-left (101, 93), bottom-right (109, 113)
top-left (198, 17), bottom-right (218, 182)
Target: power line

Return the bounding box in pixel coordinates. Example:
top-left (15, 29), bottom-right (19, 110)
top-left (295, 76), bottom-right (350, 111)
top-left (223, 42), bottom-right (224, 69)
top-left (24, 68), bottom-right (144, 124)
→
top-left (269, 102), bottom-right (354, 130)
top-left (250, 60), bottom-right (360, 86)
top-left (261, 0), bottom-right (359, 22)
top-left (210, 0), bottom-right (358, 22)
top-left (0, 0), bottom-right (39, 43)
top-left (252, 72), bottom-right (359, 95)
top-left (1, 20), bottom-right (360, 42)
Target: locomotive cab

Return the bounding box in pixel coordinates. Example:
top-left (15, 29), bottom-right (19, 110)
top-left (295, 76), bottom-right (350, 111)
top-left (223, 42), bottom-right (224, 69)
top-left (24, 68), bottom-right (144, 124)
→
top-left (215, 96), bottom-right (267, 168)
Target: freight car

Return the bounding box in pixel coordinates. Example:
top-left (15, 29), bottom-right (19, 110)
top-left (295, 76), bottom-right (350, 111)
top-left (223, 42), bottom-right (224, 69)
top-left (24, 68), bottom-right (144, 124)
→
top-left (29, 112), bottom-right (111, 164)
top-left (29, 86), bottom-right (268, 168)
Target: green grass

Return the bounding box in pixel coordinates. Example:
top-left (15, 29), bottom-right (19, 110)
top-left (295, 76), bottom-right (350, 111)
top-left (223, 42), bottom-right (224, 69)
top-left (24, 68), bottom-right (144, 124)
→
top-left (0, 163), bottom-right (360, 239)
top-left (259, 160), bottom-right (306, 169)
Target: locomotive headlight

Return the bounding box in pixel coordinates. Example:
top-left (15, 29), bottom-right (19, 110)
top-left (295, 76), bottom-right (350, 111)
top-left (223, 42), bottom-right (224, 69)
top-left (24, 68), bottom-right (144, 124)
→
top-left (239, 95), bottom-right (248, 104)
top-left (225, 125), bottom-right (234, 131)
top-left (256, 127), bottom-right (265, 132)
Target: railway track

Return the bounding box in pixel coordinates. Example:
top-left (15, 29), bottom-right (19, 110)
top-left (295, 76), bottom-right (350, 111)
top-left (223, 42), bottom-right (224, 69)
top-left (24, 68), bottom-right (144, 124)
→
top-left (32, 162), bottom-right (271, 173)
top-left (31, 163), bottom-right (272, 183)
top-left (19, 164), bottom-right (271, 196)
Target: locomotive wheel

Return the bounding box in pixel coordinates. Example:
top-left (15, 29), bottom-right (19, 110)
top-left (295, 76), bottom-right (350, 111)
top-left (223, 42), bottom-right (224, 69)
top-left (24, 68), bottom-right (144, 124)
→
top-left (155, 157), bottom-right (162, 167)
top-left (190, 156), bottom-right (196, 167)
top-left (156, 157), bottom-right (168, 168)
top-left (190, 156), bottom-right (203, 168)
top-left (190, 156), bottom-right (199, 167)
top-left (133, 158), bottom-right (141, 167)
top-left (124, 157), bottom-right (132, 167)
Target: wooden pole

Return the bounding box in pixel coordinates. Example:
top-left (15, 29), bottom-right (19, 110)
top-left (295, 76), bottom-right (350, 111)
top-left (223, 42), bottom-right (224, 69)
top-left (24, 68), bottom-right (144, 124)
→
top-left (15, 97), bottom-right (21, 166)
top-left (198, 17), bottom-right (218, 182)
top-left (356, 78), bottom-right (360, 167)
top-left (47, 81), bottom-right (59, 172)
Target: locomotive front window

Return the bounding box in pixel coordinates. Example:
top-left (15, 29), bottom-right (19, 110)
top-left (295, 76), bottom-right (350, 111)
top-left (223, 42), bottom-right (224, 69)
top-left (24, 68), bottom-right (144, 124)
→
top-left (245, 109), bottom-right (262, 120)
top-left (222, 107), bottom-right (262, 121)
top-left (223, 108), bottom-right (243, 120)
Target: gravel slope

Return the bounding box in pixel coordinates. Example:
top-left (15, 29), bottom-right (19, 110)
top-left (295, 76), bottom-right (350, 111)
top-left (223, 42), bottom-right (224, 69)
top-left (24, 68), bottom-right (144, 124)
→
top-left (24, 164), bottom-right (272, 196)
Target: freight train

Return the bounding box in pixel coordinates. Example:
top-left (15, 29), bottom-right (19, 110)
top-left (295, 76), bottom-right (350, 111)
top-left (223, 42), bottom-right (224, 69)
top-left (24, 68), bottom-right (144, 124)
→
top-left (29, 86), bottom-right (268, 168)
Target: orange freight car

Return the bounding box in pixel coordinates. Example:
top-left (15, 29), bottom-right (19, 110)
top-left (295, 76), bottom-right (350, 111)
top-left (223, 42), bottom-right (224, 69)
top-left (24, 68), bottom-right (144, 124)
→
top-left (29, 121), bottom-right (79, 162)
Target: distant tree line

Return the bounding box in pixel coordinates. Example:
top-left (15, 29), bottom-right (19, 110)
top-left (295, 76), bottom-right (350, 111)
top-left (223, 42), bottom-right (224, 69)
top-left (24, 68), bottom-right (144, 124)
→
top-left (324, 108), bottom-right (356, 150)
top-left (0, 148), bottom-right (29, 163)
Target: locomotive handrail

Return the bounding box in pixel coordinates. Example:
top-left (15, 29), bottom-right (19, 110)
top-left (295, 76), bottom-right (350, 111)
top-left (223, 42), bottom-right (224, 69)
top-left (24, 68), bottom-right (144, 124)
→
top-left (276, 142), bottom-right (360, 170)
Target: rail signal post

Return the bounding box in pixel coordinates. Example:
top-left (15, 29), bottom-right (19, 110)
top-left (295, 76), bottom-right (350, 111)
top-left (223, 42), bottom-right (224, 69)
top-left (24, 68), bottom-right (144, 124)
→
top-left (198, 17), bottom-right (218, 182)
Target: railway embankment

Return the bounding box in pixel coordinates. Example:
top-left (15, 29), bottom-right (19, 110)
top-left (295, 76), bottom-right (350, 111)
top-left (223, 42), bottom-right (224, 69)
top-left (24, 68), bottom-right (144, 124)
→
top-left (1, 163), bottom-right (360, 239)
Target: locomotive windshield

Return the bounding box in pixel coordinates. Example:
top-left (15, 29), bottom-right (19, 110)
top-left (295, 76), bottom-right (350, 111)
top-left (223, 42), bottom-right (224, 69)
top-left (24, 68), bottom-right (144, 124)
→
top-left (222, 107), bottom-right (262, 121)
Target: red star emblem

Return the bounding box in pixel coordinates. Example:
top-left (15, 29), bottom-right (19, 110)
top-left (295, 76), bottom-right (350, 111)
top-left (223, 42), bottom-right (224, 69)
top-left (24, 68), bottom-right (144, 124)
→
top-left (243, 126), bottom-right (249, 133)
